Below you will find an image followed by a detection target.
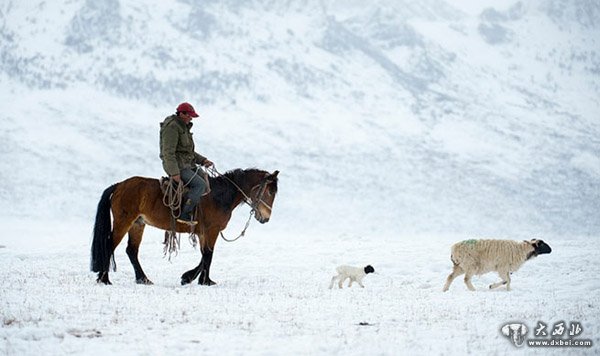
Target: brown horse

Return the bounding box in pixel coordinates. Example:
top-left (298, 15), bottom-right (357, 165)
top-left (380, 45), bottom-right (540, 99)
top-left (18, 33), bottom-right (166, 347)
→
top-left (90, 168), bottom-right (279, 285)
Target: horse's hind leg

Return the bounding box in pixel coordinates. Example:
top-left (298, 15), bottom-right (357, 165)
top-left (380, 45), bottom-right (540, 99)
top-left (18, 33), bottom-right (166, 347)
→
top-left (126, 218), bottom-right (153, 285)
top-left (97, 214), bottom-right (137, 285)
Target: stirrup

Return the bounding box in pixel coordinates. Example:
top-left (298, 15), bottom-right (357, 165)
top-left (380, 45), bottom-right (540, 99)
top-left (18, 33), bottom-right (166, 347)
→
top-left (177, 218), bottom-right (198, 226)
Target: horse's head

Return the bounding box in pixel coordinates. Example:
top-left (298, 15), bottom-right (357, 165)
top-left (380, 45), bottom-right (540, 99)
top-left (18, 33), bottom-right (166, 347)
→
top-left (210, 168), bottom-right (280, 223)
top-left (250, 170), bottom-right (279, 223)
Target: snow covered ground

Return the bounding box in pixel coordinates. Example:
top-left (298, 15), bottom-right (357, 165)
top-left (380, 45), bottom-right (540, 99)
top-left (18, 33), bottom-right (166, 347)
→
top-left (1, 219), bottom-right (598, 355)
top-left (1, 0), bottom-right (599, 354)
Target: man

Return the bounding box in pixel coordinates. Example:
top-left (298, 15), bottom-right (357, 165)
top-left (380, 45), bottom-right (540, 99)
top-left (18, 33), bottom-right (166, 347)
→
top-left (159, 102), bottom-right (213, 225)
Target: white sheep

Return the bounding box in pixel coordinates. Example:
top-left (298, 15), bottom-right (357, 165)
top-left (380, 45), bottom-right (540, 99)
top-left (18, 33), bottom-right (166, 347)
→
top-left (329, 265), bottom-right (375, 289)
top-left (442, 239), bottom-right (552, 292)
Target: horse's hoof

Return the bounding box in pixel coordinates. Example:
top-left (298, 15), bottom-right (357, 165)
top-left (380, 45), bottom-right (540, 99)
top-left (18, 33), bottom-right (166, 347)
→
top-left (181, 270), bottom-right (200, 285)
top-left (96, 272), bottom-right (112, 285)
top-left (136, 278), bottom-right (154, 285)
top-left (181, 275), bottom-right (194, 285)
top-left (181, 272), bottom-right (195, 286)
top-left (199, 278), bottom-right (217, 286)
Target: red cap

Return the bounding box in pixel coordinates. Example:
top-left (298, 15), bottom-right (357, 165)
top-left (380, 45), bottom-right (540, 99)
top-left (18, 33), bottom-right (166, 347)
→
top-left (176, 102), bottom-right (199, 117)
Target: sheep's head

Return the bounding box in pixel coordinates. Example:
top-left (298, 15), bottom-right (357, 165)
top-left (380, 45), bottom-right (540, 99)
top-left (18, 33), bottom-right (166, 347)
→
top-left (526, 239), bottom-right (552, 259)
top-left (532, 239), bottom-right (552, 255)
top-left (364, 265), bottom-right (375, 274)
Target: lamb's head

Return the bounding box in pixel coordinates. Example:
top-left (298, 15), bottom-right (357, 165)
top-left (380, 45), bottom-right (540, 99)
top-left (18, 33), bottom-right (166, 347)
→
top-left (364, 265), bottom-right (375, 274)
top-left (526, 239), bottom-right (552, 259)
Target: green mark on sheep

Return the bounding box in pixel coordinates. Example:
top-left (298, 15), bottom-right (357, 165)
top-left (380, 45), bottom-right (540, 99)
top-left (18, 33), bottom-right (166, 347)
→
top-left (462, 239), bottom-right (478, 246)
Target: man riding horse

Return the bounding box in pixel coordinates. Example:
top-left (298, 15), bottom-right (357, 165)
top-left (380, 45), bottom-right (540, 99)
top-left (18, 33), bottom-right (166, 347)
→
top-left (159, 102), bottom-right (213, 225)
top-left (91, 102), bottom-right (279, 285)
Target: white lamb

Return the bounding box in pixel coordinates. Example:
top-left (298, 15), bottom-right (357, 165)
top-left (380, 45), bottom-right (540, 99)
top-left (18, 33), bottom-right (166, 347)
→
top-left (329, 265), bottom-right (375, 289)
top-left (442, 239), bottom-right (551, 292)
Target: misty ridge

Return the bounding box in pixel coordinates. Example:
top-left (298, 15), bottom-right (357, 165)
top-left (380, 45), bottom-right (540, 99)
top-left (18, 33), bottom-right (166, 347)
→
top-left (0, 0), bottom-right (598, 236)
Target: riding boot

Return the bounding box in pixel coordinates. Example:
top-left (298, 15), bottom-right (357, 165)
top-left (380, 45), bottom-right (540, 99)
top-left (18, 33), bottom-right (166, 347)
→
top-left (177, 199), bottom-right (198, 226)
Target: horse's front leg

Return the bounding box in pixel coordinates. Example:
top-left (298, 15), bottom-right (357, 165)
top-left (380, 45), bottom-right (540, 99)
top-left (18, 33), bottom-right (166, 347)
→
top-left (180, 246), bottom-right (216, 285)
top-left (180, 260), bottom-right (202, 285)
top-left (198, 246), bottom-right (216, 286)
top-left (180, 225), bottom-right (219, 286)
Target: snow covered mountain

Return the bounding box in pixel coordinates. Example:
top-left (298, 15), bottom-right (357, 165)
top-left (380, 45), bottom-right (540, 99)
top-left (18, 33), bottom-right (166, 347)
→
top-left (0, 0), bottom-right (598, 237)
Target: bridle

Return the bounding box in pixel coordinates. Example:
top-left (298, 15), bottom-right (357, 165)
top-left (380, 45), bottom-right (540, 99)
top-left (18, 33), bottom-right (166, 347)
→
top-left (248, 177), bottom-right (273, 212)
top-left (206, 166), bottom-right (275, 242)
top-left (208, 166), bottom-right (273, 211)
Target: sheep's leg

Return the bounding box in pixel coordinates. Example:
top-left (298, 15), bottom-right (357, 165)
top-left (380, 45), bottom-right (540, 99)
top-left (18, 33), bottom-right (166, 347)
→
top-left (489, 280), bottom-right (507, 289)
top-left (358, 279), bottom-right (365, 288)
top-left (464, 272), bottom-right (476, 291)
top-left (489, 271), bottom-right (509, 290)
top-left (443, 265), bottom-right (465, 292)
top-left (329, 275), bottom-right (338, 289)
top-left (338, 277), bottom-right (345, 289)
top-left (348, 278), bottom-right (354, 288)
top-left (504, 272), bottom-right (512, 291)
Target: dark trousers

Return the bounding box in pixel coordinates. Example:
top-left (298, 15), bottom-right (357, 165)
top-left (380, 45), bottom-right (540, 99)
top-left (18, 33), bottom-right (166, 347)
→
top-left (180, 167), bottom-right (207, 218)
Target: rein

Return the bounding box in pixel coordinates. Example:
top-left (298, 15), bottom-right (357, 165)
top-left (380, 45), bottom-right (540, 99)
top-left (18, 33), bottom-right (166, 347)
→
top-left (207, 166), bottom-right (271, 242)
top-left (207, 166), bottom-right (272, 211)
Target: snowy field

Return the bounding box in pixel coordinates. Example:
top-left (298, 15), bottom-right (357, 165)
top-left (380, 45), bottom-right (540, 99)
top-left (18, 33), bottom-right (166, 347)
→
top-left (1, 0), bottom-right (599, 354)
top-left (1, 219), bottom-right (598, 355)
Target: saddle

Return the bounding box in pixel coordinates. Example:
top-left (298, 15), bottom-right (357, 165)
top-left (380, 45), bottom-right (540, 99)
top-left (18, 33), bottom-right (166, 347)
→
top-left (159, 177), bottom-right (189, 197)
top-left (160, 172), bottom-right (211, 218)
top-left (159, 171), bottom-right (211, 198)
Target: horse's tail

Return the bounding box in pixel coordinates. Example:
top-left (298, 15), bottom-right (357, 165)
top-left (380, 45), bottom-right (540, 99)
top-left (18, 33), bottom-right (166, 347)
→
top-left (90, 183), bottom-right (118, 272)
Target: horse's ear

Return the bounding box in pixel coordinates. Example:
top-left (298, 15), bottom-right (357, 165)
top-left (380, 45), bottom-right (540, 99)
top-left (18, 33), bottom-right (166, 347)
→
top-left (271, 170), bottom-right (279, 178)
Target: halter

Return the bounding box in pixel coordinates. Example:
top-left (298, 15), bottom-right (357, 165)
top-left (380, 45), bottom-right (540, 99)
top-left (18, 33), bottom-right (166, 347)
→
top-left (208, 166), bottom-right (273, 211)
top-left (248, 177), bottom-right (273, 212)
top-left (207, 166), bottom-right (275, 242)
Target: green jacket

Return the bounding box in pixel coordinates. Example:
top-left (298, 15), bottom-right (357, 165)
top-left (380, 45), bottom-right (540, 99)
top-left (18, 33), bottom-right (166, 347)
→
top-left (159, 115), bottom-right (207, 176)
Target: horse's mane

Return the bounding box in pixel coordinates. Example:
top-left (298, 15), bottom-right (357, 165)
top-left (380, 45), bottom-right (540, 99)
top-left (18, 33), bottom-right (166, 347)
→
top-left (208, 168), bottom-right (277, 211)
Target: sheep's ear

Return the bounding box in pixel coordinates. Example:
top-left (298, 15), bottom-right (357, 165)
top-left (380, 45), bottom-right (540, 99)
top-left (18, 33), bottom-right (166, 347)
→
top-left (501, 325), bottom-right (510, 336)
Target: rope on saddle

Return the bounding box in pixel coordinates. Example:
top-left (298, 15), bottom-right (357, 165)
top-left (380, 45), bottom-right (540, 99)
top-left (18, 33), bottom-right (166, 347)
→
top-left (161, 177), bottom-right (184, 260)
top-left (161, 174), bottom-right (203, 260)
top-left (162, 177), bottom-right (184, 219)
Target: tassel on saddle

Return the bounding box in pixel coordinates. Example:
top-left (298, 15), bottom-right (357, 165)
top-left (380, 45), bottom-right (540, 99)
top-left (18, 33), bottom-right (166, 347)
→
top-left (160, 177), bottom-right (198, 260)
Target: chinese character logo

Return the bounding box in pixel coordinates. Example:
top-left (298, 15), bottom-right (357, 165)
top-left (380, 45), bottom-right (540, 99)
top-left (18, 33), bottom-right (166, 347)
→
top-left (535, 321), bottom-right (547, 336)
top-left (569, 322), bottom-right (583, 337)
top-left (501, 323), bottom-right (528, 347)
top-left (552, 321), bottom-right (566, 337)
